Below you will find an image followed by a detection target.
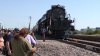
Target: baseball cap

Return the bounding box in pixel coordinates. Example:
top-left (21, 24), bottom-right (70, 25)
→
top-left (14, 28), bottom-right (19, 32)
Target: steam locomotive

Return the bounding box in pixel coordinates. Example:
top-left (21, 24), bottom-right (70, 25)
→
top-left (34, 5), bottom-right (75, 38)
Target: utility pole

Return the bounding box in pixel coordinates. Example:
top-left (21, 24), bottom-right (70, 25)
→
top-left (0, 23), bottom-right (1, 30)
top-left (29, 16), bottom-right (31, 31)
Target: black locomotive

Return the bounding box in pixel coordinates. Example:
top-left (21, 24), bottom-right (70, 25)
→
top-left (35, 5), bottom-right (75, 38)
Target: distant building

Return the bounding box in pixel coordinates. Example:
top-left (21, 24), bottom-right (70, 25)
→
top-left (80, 29), bottom-right (87, 32)
top-left (80, 27), bottom-right (100, 32)
top-left (90, 28), bottom-right (96, 31)
top-left (96, 27), bottom-right (100, 30)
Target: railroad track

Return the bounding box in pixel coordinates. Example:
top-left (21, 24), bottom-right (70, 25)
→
top-left (37, 34), bottom-right (100, 53)
top-left (57, 36), bottom-right (100, 53)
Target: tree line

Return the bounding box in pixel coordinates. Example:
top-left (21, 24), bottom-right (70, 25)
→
top-left (78, 27), bottom-right (100, 35)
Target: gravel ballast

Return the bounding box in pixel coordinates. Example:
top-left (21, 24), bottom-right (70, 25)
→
top-left (36, 40), bottom-right (100, 56)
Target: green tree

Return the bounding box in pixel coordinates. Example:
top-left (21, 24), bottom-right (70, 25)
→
top-left (94, 29), bottom-right (100, 34)
top-left (86, 27), bottom-right (94, 35)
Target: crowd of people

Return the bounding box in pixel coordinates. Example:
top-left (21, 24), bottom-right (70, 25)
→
top-left (0, 28), bottom-right (37, 56)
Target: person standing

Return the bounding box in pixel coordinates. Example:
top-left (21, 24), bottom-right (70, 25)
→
top-left (0, 34), bottom-right (4, 55)
top-left (41, 27), bottom-right (46, 42)
top-left (24, 28), bottom-right (36, 47)
top-left (10, 28), bottom-right (36, 56)
top-left (63, 30), bottom-right (70, 40)
top-left (6, 30), bottom-right (13, 56)
top-left (30, 30), bottom-right (37, 42)
top-left (2, 29), bottom-right (13, 56)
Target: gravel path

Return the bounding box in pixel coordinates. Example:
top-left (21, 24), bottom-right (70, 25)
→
top-left (36, 40), bottom-right (100, 56)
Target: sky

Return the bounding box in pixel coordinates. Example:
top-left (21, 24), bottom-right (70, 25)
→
top-left (0, 0), bottom-right (100, 30)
